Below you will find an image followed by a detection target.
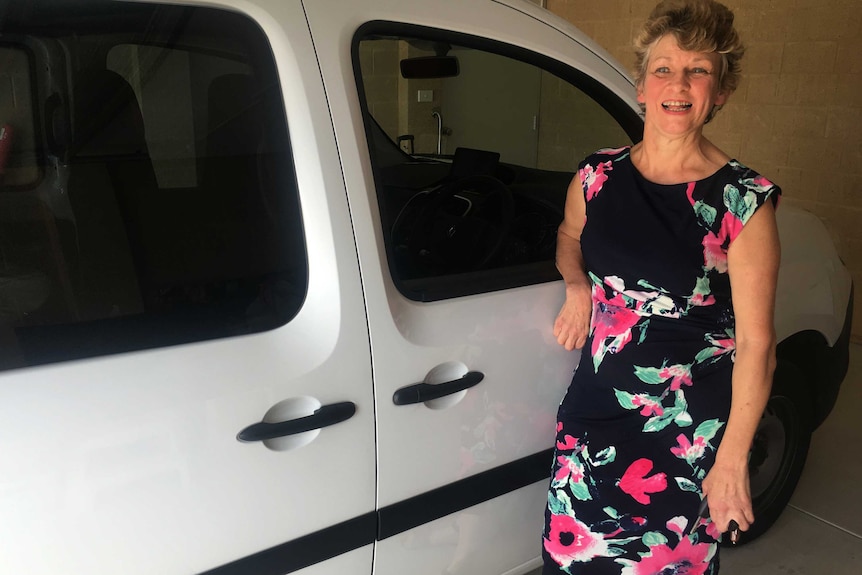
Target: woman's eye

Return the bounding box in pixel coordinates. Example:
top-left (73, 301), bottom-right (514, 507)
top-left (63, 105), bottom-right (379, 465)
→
top-left (654, 67), bottom-right (670, 74)
top-left (691, 68), bottom-right (711, 75)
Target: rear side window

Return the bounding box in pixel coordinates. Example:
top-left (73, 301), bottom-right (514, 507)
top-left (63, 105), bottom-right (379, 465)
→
top-left (0, 1), bottom-right (306, 371)
top-left (355, 25), bottom-right (640, 301)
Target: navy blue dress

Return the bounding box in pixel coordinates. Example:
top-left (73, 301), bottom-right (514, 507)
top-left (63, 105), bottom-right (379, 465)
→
top-left (542, 147), bottom-right (780, 574)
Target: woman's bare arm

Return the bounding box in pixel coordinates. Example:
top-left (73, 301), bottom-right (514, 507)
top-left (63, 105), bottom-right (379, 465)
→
top-left (702, 201), bottom-right (780, 534)
top-left (553, 174), bottom-right (592, 350)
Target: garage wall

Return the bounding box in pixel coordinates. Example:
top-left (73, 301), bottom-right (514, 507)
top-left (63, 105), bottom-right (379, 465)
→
top-left (542, 0), bottom-right (862, 340)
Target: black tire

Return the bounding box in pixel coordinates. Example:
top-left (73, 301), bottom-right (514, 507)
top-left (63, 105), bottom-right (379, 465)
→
top-left (723, 361), bottom-right (813, 546)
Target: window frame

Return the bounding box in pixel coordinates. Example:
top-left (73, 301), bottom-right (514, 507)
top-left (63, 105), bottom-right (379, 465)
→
top-left (352, 21), bottom-right (643, 302)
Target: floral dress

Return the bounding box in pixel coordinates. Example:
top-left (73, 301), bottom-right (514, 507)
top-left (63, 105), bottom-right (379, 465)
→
top-left (542, 147), bottom-right (780, 574)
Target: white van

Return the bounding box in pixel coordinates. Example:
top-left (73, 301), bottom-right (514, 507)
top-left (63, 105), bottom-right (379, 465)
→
top-left (0, 0), bottom-right (852, 573)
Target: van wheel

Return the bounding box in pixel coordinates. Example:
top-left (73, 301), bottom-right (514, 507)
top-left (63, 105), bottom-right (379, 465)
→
top-left (724, 361), bottom-right (813, 546)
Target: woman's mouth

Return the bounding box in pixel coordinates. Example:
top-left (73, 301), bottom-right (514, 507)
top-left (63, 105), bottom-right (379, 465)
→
top-left (661, 100), bottom-right (692, 112)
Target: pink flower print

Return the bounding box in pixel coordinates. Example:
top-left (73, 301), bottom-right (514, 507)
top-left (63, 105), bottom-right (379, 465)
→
top-left (590, 300), bottom-right (641, 370)
top-left (580, 160), bottom-right (613, 201)
top-left (706, 518), bottom-right (721, 540)
top-left (684, 181), bottom-right (697, 207)
top-left (619, 458), bottom-right (667, 505)
top-left (710, 336), bottom-right (735, 352)
top-left (620, 536), bottom-right (712, 575)
top-left (667, 516), bottom-right (688, 538)
top-left (670, 433), bottom-right (706, 462)
top-left (554, 454), bottom-right (585, 485)
top-left (721, 209), bottom-right (744, 244)
top-left (698, 332), bottom-right (736, 363)
top-left (659, 364), bottom-right (693, 391)
top-left (632, 394), bottom-right (664, 417)
top-left (688, 292), bottom-right (716, 307)
top-left (557, 433), bottom-right (580, 451)
top-left (702, 227), bottom-right (728, 273)
top-left (752, 175), bottom-right (773, 189)
top-left (543, 513), bottom-right (610, 568)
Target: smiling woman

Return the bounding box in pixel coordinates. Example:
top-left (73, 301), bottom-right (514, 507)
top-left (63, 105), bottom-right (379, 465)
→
top-left (545, 1), bottom-right (782, 573)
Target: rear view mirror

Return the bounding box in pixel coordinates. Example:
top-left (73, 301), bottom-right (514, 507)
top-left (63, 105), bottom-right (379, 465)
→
top-left (400, 56), bottom-right (459, 79)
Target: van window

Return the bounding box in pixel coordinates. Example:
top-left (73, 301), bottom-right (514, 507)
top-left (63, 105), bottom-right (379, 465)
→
top-left (355, 27), bottom-right (640, 301)
top-left (0, 1), bottom-right (306, 371)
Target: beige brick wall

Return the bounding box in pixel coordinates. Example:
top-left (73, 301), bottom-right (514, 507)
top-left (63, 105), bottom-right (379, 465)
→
top-left (545, 0), bottom-right (862, 340)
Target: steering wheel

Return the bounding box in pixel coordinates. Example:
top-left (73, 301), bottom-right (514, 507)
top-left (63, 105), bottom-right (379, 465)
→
top-left (393, 175), bottom-right (514, 277)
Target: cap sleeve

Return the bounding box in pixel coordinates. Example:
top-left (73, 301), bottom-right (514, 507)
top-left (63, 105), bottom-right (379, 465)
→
top-left (721, 163), bottom-right (781, 244)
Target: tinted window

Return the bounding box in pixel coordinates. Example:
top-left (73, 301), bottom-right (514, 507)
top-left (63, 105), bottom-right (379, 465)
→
top-left (355, 27), bottom-right (640, 301)
top-left (0, 46), bottom-right (39, 187)
top-left (0, 1), bottom-right (306, 371)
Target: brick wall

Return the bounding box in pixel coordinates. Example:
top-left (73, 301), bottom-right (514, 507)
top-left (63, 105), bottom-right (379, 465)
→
top-left (543, 0), bottom-right (862, 340)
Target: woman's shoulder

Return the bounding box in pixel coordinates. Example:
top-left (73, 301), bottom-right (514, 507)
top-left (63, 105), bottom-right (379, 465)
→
top-left (725, 160), bottom-right (780, 192)
top-left (578, 146), bottom-right (631, 170)
top-left (701, 160), bottom-right (781, 232)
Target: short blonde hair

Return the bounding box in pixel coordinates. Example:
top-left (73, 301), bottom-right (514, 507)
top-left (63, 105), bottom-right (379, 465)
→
top-left (634, 0), bottom-right (745, 95)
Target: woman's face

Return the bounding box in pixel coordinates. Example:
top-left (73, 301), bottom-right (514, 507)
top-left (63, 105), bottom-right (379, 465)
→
top-left (637, 34), bottom-right (727, 137)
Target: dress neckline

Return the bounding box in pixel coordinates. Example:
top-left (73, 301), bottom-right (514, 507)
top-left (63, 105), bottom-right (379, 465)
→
top-left (622, 147), bottom-right (734, 188)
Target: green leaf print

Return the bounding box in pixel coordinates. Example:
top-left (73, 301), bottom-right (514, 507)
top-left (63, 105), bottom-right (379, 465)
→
top-left (614, 388), bottom-right (638, 409)
top-left (640, 390), bottom-right (692, 432)
top-left (675, 477), bottom-right (699, 492)
top-left (694, 200), bottom-right (717, 227)
top-left (548, 489), bottom-right (573, 516)
top-left (674, 410), bottom-right (693, 427)
top-left (637, 319), bottom-right (650, 344)
top-left (634, 365), bottom-right (667, 385)
top-left (695, 347), bottom-right (722, 364)
top-left (591, 446), bottom-right (617, 467)
top-left (603, 506), bottom-right (619, 519)
top-left (570, 477), bottom-right (592, 501)
top-left (673, 391), bottom-right (693, 427)
top-left (643, 410), bottom-right (675, 432)
top-left (724, 183), bottom-right (757, 222)
top-left (642, 531), bottom-right (668, 547)
top-left (694, 419), bottom-right (725, 443)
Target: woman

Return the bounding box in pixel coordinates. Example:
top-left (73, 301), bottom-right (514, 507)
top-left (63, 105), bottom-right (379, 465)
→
top-left (543, 1), bottom-right (780, 573)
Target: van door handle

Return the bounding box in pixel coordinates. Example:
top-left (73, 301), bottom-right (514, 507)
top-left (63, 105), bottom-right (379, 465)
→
top-left (392, 371), bottom-right (484, 406)
top-left (236, 402), bottom-right (356, 442)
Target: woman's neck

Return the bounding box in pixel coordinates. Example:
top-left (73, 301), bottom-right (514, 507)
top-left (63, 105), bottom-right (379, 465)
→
top-left (631, 127), bottom-right (730, 185)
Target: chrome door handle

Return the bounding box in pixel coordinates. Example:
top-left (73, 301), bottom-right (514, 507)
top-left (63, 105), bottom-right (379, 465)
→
top-left (237, 402), bottom-right (356, 442)
top-left (392, 371), bottom-right (484, 406)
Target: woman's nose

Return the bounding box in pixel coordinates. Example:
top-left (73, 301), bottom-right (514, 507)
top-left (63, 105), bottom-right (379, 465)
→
top-left (670, 71), bottom-right (690, 89)
top-left (673, 72), bottom-right (691, 89)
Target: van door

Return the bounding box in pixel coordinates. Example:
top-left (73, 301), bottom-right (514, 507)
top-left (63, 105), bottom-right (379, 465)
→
top-left (305, 0), bottom-right (643, 573)
top-left (0, 2), bottom-right (375, 574)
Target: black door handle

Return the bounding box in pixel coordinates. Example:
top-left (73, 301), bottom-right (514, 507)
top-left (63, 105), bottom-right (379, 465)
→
top-left (393, 371), bottom-right (484, 406)
top-left (237, 401), bottom-right (356, 442)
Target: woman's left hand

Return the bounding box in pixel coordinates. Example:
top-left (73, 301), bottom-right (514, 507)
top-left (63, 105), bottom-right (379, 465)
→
top-left (701, 459), bottom-right (754, 535)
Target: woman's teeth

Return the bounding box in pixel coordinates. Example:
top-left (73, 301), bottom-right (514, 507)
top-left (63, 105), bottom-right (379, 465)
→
top-left (662, 101), bottom-right (692, 112)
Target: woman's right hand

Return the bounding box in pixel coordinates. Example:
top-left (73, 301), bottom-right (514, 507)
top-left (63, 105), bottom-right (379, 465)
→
top-left (553, 283), bottom-right (592, 350)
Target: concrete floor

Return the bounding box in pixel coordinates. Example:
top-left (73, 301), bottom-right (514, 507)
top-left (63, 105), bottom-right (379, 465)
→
top-left (529, 342), bottom-right (862, 574)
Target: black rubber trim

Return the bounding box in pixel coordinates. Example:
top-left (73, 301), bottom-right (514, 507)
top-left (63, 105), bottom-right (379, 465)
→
top-left (200, 448), bottom-right (554, 572)
top-left (378, 447), bottom-right (553, 539)
top-left (198, 512), bottom-right (377, 575)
